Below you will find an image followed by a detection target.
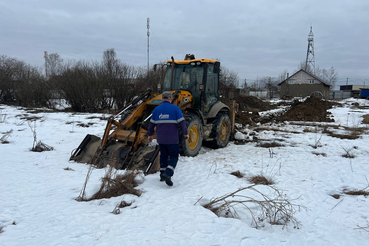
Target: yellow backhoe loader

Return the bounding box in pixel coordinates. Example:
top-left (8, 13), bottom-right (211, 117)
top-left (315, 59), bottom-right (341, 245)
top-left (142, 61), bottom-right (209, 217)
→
top-left (70, 54), bottom-right (238, 174)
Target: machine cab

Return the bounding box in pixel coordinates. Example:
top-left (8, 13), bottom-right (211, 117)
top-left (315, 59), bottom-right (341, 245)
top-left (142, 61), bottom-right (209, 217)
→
top-left (163, 55), bottom-right (220, 115)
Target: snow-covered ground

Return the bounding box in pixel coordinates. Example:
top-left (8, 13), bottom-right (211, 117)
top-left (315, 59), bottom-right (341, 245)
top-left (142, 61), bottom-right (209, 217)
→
top-left (1, 98), bottom-right (369, 246)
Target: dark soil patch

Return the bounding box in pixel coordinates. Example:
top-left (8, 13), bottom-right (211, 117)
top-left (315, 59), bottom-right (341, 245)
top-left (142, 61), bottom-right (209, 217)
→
top-left (256, 141), bottom-right (284, 148)
top-left (312, 152), bottom-right (327, 157)
top-left (230, 170), bottom-right (244, 178)
top-left (344, 189), bottom-right (369, 197)
top-left (362, 114), bottom-right (369, 124)
top-left (324, 129), bottom-right (361, 140)
top-left (331, 194), bottom-right (341, 199)
top-left (277, 97), bottom-right (336, 122)
top-left (76, 122), bottom-right (94, 127)
top-left (223, 96), bottom-right (276, 125)
top-left (249, 175), bottom-right (274, 185)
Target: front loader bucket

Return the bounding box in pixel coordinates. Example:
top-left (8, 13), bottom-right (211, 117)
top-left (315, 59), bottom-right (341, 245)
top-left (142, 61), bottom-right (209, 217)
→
top-left (70, 134), bottom-right (101, 164)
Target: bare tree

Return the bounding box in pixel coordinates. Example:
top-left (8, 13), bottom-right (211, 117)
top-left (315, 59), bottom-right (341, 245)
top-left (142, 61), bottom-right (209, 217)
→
top-left (219, 67), bottom-right (239, 97)
top-left (45, 52), bottom-right (63, 78)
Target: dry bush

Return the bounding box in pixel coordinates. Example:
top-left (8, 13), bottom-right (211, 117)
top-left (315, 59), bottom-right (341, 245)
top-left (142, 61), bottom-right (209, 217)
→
top-left (78, 166), bottom-right (142, 201)
top-left (32, 141), bottom-right (54, 152)
top-left (203, 185), bottom-right (303, 228)
top-left (230, 170), bottom-right (244, 178)
top-left (27, 121), bottom-right (54, 152)
top-left (341, 146), bottom-right (355, 159)
top-left (249, 175), bottom-right (274, 185)
top-left (1, 129), bottom-right (12, 144)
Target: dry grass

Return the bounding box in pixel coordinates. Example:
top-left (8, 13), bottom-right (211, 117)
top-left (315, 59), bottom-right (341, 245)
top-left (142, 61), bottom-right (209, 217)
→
top-left (230, 170), bottom-right (244, 178)
top-left (64, 167), bottom-right (75, 171)
top-left (323, 127), bottom-right (363, 140)
top-left (249, 175), bottom-right (274, 185)
top-left (343, 185), bottom-right (369, 197)
top-left (344, 190), bottom-right (369, 197)
top-left (256, 141), bottom-right (284, 148)
top-left (312, 152), bottom-right (327, 157)
top-left (76, 122), bottom-right (94, 128)
top-left (203, 185), bottom-right (303, 228)
top-left (112, 199), bottom-right (134, 214)
top-left (78, 166), bottom-right (142, 201)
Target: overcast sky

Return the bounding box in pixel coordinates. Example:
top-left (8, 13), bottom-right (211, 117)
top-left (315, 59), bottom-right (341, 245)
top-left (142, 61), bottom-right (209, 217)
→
top-left (1, 0), bottom-right (368, 87)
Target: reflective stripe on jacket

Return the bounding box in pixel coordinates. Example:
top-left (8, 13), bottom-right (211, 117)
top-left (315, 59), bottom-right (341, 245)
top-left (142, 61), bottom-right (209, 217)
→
top-left (148, 101), bottom-right (188, 144)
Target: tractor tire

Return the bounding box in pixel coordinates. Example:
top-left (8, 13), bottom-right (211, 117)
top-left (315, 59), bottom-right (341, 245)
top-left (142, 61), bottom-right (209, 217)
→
top-left (210, 113), bottom-right (231, 149)
top-left (180, 113), bottom-right (203, 157)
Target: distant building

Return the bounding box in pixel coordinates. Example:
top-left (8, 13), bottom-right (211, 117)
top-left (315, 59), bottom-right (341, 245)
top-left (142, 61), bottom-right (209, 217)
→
top-left (278, 69), bottom-right (330, 99)
top-left (338, 85), bottom-right (368, 98)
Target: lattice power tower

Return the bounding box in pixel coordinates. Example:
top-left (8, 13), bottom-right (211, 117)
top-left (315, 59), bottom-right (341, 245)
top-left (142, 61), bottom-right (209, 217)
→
top-left (305, 26), bottom-right (315, 74)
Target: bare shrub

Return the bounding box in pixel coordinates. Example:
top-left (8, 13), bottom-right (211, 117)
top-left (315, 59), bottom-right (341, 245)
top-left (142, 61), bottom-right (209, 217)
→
top-left (355, 222), bottom-right (369, 232)
top-left (27, 121), bottom-right (53, 152)
top-left (230, 170), bottom-right (244, 178)
top-left (1, 129), bottom-right (13, 144)
top-left (78, 166), bottom-right (142, 201)
top-left (341, 146), bottom-right (355, 159)
top-left (203, 185), bottom-right (303, 228)
top-left (0, 113), bottom-right (6, 123)
top-left (249, 175), bottom-right (274, 185)
top-left (32, 141), bottom-right (54, 152)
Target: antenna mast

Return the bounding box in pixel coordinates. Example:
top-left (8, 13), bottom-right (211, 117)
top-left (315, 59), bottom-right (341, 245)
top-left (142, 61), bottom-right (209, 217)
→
top-left (147, 18), bottom-right (150, 73)
top-left (305, 26), bottom-right (315, 74)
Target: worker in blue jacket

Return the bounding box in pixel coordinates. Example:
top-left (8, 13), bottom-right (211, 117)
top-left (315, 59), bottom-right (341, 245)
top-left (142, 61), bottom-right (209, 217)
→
top-left (148, 91), bottom-right (189, 186)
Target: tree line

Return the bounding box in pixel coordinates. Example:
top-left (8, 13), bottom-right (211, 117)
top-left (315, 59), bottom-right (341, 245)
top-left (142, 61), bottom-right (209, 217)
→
top-left (0, 49), bottom-right (244, 112)
top-left (0, 49), bottom-right (166, 112)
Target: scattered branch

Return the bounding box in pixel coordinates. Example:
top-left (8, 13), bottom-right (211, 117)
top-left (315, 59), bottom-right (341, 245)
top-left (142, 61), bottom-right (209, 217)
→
top-left (203, 185), bottom-right (304, 229)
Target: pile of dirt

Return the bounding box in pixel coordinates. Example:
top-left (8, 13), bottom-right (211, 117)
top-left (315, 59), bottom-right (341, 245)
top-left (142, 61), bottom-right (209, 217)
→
top-left (222, 95), bottom-right (276, 126)
top-left (277, 97), bottom-right (335, 122)
top-left (234, 95), bottom-right (276, 112)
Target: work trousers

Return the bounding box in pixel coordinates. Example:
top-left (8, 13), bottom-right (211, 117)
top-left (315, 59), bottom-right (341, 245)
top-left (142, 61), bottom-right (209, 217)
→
top-left (159, 144), bottom-right (179, 177)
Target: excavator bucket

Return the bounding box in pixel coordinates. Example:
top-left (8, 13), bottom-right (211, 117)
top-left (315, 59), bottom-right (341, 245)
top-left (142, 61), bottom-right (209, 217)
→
top-left (70, 134), bottom-right (101, 164)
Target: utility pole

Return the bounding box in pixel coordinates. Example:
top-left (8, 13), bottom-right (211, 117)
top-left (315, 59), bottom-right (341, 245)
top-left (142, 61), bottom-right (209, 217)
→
top-left (305, 26), bottom-right (315, 74)
top-left (147, 18), bottom-right (150, 73)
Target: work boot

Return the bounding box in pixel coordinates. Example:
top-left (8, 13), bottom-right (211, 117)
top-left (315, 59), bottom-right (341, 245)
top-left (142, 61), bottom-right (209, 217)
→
top-left (161, 173), bottom-right (173, 186)
top-left (159, 173), bottom-right (165, 182)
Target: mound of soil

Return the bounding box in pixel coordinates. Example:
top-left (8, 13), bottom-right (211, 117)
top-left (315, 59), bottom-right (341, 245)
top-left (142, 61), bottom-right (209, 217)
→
top-left (235, 95), bottom-right (276, 112)
top-left (277, 97), bottom-right (335, 122)
top-left (223, 95), bottom-right (276, 126)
